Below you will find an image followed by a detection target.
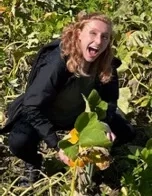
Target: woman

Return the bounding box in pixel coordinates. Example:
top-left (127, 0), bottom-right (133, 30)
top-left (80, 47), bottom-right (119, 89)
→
top-left (3, 12), bottom-right (135, 186)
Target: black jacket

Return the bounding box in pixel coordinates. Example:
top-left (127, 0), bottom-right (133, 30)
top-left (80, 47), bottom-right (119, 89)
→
top-left (1, 40), bottom-right (121, 148)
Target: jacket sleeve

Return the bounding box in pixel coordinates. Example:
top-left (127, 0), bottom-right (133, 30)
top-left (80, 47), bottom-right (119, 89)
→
top-left (22, 47), bottom-right (71, 148)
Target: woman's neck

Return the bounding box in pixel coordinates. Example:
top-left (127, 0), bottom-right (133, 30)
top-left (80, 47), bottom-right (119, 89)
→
top-left (82, 61), bottom-right (91, 74)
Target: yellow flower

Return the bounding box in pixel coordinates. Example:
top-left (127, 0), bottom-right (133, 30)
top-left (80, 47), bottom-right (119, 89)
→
top-left (68, 128), bottom-right (79, 144)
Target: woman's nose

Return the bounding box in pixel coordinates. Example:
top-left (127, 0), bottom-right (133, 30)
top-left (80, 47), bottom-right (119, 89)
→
top-left (95, 35), bottom-right (102, 45)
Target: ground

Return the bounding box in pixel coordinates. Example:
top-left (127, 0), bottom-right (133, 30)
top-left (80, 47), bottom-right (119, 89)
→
top-left (0, 126), bottom-right (150, 195)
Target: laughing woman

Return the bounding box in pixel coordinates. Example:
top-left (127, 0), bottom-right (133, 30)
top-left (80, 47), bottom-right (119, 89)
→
top-left (2, 11), bottom-right (135, 186)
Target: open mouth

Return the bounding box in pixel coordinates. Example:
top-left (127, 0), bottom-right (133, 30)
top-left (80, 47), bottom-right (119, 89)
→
top-left (88, 46), bottom-right (99, 57)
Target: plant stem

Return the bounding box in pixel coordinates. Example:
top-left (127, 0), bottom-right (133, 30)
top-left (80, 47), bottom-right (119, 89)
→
top-left (129, 68), bottom-right (150, 91)
top-left (70, 161), bottom-right (78, 196)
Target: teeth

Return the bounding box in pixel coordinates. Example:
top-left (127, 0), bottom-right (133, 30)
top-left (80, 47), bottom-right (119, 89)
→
top-left (88, 46), bottom-right (99, 52)
top-left (92, 47), bottom-right (98, 50)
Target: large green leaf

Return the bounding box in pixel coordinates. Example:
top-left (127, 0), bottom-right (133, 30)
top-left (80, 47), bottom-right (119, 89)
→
top-left (74, 112), bottom-right (97, 133)
top-left (78, 114), bottom-right (112, 147)
top-left (60, 112), bottom-right (111, 159)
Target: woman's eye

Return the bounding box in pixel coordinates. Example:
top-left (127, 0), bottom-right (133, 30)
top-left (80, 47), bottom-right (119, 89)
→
top-left (102, 35), bottom-right (109, 40)
top-left (90, 31), bottom-right (96, 35)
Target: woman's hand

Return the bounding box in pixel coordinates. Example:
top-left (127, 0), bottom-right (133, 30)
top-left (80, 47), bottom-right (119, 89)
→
top-left (58, 149), bottom-right (70, 165)
top-left (103, 122), bottom-right (116, 142)
top-left (106, 131), bottom-right (116, 142)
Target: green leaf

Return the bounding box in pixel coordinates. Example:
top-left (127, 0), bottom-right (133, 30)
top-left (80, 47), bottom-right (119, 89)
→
top-left (118, 87), bottom-right (132, 114)
top-left (141, 148), bottom-right (149, 160)
top-left (128, 145), bottom-right (143, 156)
top-left (75, 112), bottom-right (111, 147)
top-left (79, 118), bottom-right (112, 148)
top-left (146, 138), bottom-right (152, 149)
top-left (82, 94), bottom-right (91, 112)
top-left (150, 98), bottom-right (152, 108)
top-left (87, 89), bottom-right (101, 110)
top-left (0, 135), bottom-right (5, 144)
top-left (56, 20), bottom-right (63, 30)
top-left (74, 112), bottom-right (97, 133)
top-left (140, 98), bottom-right (150, 107)
top-left (117, 61), bottom-right (128, 73)
top-left (128, 154), bottom-right (138, 161)
top-left (87, 89), bottom-right (108, 120)
top-left (142, 46), bottom-right (152, 58)
top-left (117, 45), bottom-right (128, 64)
top-left (133, 95), bottom-right (149, 105)
top-left (117, 52), bottom-right (131, 73)
top-left (141, 147), bottom-right (152, 166)
top-left (58, 140), bottom-right (79, 160)
top-left (95, 101), bottom-right (108, 120)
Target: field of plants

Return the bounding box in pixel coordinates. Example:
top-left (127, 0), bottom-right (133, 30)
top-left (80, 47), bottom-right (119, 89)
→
top-left (0, 0), bottom-right (152, 195)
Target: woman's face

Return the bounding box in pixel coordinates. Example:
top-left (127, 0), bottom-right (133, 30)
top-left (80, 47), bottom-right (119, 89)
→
top-left (78, 19), bottom-right (111, 63)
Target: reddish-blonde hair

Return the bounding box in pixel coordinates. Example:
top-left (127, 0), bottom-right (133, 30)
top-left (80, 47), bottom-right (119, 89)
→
top-left (60, 11), bottom-right (113, 83)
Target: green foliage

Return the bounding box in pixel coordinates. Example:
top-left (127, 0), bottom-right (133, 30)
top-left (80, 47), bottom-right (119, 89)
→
top-left (1, 0), bottom-right (152, 126)
top-left (1, 0), bottom-right (152, 195)
top-left (59, 90), bottom-right (112, 195)
top-left (59, 90), bottom-right (111, 160)
top-left (111, 0), bottom-right (152, 124)
top-left (121, 139), bottom-right (152, 196)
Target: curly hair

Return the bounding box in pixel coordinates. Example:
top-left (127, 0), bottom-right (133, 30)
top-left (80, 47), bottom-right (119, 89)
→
top-left (60, 11), bottom-right (113, 83)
